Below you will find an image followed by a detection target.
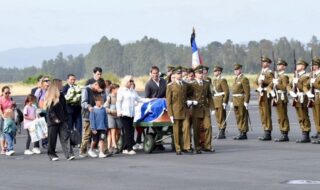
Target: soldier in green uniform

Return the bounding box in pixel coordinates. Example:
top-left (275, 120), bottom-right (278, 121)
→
top-left (288, 59), bottom-right (313, 143)
top-left (190, 65), bottom-right (215, 153)
top-left (212, 66), bottom-right (229, 139)
top-left (256, 56), bottom-right (274, 141)
top-left (230, 64), bottom-right (250, 140)
top-left (269, 58), bottom-right (290, 142)
top-left (166, 66), bottom-right (192, 155)
top-left (310, 57), bottom-right (320, 143)
top-left (203, 65), bottom-right (212, 84)
top-left (164, 65), bottom-right (175, 82)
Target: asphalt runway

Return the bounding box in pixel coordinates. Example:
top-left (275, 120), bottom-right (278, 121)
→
top-left (1, 94), bottom-right (320, 190)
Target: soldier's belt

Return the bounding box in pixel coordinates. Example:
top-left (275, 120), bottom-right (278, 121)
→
top-left (214, 92), bottom-right (225, 97)
top-left (315, 89), bottom-right (320, 93)
top-left (232, 94), bottom-right (244, 97)
top-left (276, 90), bottom-right (286, 94)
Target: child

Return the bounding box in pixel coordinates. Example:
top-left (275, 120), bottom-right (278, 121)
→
top-left (105, 84), bottom-right (121, 154)
top-left (23, 94), bottom-right (41, 155)
top-left (89, 96), bottom-right (108, 158)
top-left (3, 109), bottom-right (16, 156)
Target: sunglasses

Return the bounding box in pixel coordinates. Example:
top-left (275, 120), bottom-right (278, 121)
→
top-left (43, 79), bottom-right (50, 83)
top-left (129, 80), bottom-right (134, 83)
top-left (5, 92), bottom-right (11, 95)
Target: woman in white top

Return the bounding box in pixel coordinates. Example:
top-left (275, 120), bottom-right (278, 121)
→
top-left (116, 75), bottom-right (149, 155)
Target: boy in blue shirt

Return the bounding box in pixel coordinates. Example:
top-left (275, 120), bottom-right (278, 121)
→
top-left (89, 96), bottom-right (108, 158)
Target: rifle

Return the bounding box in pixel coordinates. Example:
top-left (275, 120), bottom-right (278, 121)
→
top-left (271, 50), bottom-right (278, 106)
top-left (308, 49), bottom-right (315, 108)
top-left (257, 49), bottom-right (263, 102)
top-left (292, 49), bottom-right (298, 107)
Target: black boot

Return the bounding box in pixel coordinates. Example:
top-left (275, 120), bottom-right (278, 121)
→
top-left (312, 140), bottom-right (320, 144)
top-left (311, 132), bottom-right (320, 139)
top-left (274, 131), bottom-right (289, 142)
top-left (217, 128), bottom-right (226, 139)
top-left (233, 132), bottom-right (247, 140)
top-left (296, 131), bottom-right (311, 143)
top-left (258, 130), bottom-right (272, 141)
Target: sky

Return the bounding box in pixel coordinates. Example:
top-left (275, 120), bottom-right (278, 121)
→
top-left (0, 0), bottom-right (319, 51)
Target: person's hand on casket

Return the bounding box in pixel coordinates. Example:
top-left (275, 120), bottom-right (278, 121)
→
top-left (170, 116), bottom-right (174, 124)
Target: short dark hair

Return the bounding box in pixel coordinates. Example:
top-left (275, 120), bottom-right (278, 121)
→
top-left (37, 75), bottom-right (44, 82)
top-left (1, 86), bottom-right (10, 92)
top-left (93, 67), bottom-right (102, 74)
top-left (150, 66), bottom-right (159, 73)
top-left (110, 84), bottom-right (119, 92)
top-left (67, 74), bottom-right (75, 79)
top-left (105, 80), bottom-right (112, 86)
top-left (96, 78), bottom-right (106, 89)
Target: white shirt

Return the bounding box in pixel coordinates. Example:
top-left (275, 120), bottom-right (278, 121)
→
top-left (152, 79), bottom-right (160, 87)
top-left (195, 79), bottom-right (203, 85)
top-left (116, 87), bottom-right (149, 117)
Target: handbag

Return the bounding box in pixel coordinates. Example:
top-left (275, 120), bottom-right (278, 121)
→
top-left (29, 117), bottom-right (48, 142)
top-left (70, 129), bottom-right (81, 146)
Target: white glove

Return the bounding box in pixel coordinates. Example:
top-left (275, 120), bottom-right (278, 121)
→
top-left (270, 90), bottom-right (276, 98)
top-left (229, 102), bottom-right (234, 108)
top-left (310, 78), bottom-right (316, 84)
top-left (306, 91), bottom-right (315, 98)
top-left (186, 100), bottom-right (193, 107)
top-left (222, 103), bottom-right (227, 110)
top-left (211, 110), bottom-right (215, 116)
top-left (244, 102), bottom-right (249, 110)
top-left (170, 116), bottom-right (174, 124)
top-left (272, 79), bottom-right (279, 85)
top-left (292, 78), bottom-right (298, 84)
top-left (256, 87), bottom-right (263, 93)
top-left (192, 100), bottom-right (198, 106)
top-left (258, 75), bottom-right (265, 82)
top-left (289, 91), bottom-right (297, 98)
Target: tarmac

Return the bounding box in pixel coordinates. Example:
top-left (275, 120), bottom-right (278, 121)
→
top-left (0, 94), bottom-right (320, 190)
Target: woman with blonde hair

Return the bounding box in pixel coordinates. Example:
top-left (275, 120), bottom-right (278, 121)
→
top-left (44, 80), bottom-right (74, 161)
top-left (116, 75), bottom-right (150, 155)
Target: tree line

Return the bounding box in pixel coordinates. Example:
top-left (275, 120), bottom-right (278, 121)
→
top-left (1, 35), bottom-right (320, 82)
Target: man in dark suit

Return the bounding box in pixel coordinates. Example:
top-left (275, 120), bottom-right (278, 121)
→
top-left (143, 66), bottom-right (167, 150)
top-left (62, 74), bottom-right (82, 138)
top-left (31, 75), bottom-right (43, 95)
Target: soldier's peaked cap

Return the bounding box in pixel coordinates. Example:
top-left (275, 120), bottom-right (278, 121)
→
top-left (213, 66), bottom-right (223, 72)
top-left (233, 64), bottom-right (243, 70)
top-left (312, 56), bottom-right (320, 66)
top-left (172, 66), bottom-right (182, 74)
top-left (261, 56), bottom-right (272, 63)
top-left (277, 58), bottom-right (287, 66)
top-left (194, 65), bottom-right (204, 73)
top-left (297, 58), bottom-right (308, 67)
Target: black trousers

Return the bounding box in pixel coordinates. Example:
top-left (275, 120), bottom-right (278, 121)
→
top-left (67, 110), bottom-right (82, 136)
top-left (121, 116), bottom-right (135, 151)
top-left (47, 122), bottom-right (74, 158)
top-left (26, 129), bottom-right (40, 149)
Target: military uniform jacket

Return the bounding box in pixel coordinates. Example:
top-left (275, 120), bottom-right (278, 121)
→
top-left (288, 71), bottom-right (310, 107)
top-left (212, 76), bottom-right (229, 108)
top-left (272, 72), bottom-right (289, 104)
top-left (255, 68), bottom-right (274, 96)
top-left (311, 71), bottom-right (320, 105)
top-left (231, 74), bottom-right (250, 106)
top-left (190, 80), bottom-right (214, 118)
top-left (166, 80), bottom-right (190, 120)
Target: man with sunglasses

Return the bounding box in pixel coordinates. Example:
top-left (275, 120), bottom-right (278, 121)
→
top-left (79, 78), bottom-right (106, 157)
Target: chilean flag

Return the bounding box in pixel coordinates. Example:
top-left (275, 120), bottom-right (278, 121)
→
top-left (191, 29), bottom-right (203, 68)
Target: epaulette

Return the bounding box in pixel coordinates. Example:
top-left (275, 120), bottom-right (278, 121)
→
top-left (167, 82), bottom-right (173, 86)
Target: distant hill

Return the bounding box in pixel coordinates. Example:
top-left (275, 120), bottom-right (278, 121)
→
top-left (0, 44), bottom-right (92, 68)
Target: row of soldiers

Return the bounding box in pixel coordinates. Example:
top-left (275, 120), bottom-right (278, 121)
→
top-left (165, 56), bottom-right (320, 155)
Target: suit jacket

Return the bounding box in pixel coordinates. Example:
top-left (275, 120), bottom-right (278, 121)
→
top-left (62, 84), bottom-right (81, 114)
top-left (145, 78), bottom-right (167, 98)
